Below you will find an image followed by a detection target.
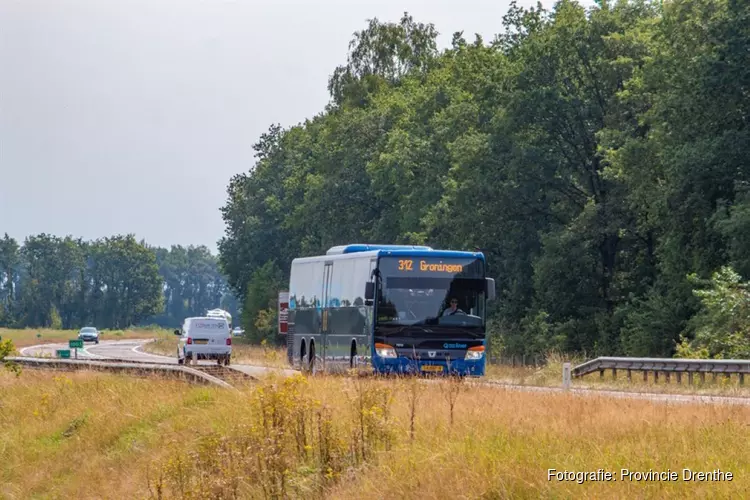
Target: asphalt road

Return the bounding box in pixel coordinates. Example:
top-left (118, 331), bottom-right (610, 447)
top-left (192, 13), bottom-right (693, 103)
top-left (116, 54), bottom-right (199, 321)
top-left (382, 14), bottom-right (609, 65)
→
top-left (17, 340), bottom-right (750, 406)
top-left (19, 339), bottom-right (298, 378)
top-left (20, 339), bottom-right (176, 362)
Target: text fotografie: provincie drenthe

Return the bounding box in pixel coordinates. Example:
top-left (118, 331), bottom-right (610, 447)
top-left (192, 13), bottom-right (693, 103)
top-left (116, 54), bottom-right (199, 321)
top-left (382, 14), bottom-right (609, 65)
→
top-left (548, 469), bottom-right (733, 483)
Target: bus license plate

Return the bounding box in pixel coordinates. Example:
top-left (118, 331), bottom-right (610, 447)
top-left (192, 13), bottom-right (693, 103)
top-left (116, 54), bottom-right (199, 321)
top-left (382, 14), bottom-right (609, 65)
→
top-left (421, 365), bottom-right (444, 373)
top-left (194, 339), bottom-right (208, 345)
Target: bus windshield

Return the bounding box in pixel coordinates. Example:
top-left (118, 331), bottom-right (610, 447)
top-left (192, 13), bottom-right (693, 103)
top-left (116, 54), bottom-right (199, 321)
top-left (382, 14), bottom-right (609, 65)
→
top-left (376, 256), bottom-right (486, 327)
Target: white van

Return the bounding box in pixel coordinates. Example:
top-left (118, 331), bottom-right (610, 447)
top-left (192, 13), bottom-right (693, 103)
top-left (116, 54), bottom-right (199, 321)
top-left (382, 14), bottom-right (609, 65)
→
top-left (174, 316), bottom-right (232, 365)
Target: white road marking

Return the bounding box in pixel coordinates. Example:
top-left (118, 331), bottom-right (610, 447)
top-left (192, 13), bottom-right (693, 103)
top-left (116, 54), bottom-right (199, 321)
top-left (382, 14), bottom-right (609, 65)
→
top-left (131, 341), bottom-right (175, 360)
top-left (19, 345), bottom-right (37, 356)
top-left (83, 343), bottom-right (113, 359)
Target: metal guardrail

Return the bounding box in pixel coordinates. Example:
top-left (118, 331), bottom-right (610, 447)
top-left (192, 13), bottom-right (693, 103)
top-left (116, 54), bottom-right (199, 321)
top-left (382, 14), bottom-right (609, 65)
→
top-left (573, 357), bottom-right (750, 384)
top-left (5, 356), bottom-right (236, 389)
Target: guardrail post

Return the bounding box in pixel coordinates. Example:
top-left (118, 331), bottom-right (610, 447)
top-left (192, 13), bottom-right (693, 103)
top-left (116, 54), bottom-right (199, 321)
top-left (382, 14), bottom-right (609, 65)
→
top-left (676, 372), bottom-right (682, 384)
top-left (688, 372), bottom-right (693, 385)
top-left (562, 362), bottom-right (571, 390)
top-left (740, 373), bottom-right (745, 386)
top-left (700, 372), bottom-right (705, 383)
top-left (627, 369), bottom-right (632, 381)
top-left (612, 368), bottom-right (617, 379)
top-left (665, 372), bottom-right (670, 383)
top-left (654, 371), bottom-right (658, 383)
top-left (599, 369), bottom-right (604, 379)
top-left (643, 371), bottom-right (647, 382)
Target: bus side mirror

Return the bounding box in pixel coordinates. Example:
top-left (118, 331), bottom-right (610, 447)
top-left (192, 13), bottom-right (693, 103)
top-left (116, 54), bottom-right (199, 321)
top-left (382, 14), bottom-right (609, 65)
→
top-left (486, 278), bottom-right (496, 301)
top-left (173, 329), bottom-right (181, 336)
top-left (364, 282), bottom-right (375, 301)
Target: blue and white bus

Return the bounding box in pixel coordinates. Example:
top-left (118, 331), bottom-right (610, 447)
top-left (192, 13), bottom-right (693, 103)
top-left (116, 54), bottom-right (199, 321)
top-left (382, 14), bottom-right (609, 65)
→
top-left (284, 244), bottom-right (495, 376)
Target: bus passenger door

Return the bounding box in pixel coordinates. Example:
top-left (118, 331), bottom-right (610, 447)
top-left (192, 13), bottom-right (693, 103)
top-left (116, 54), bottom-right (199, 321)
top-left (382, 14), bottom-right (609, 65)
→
top-left (321, 261), bottom-right (333, 369)
top-left (366, 259), bottom-right (377, 357)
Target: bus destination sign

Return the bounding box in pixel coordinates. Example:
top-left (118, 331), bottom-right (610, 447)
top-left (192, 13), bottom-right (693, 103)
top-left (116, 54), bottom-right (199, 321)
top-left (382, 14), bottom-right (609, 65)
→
top-left (380, 256), bottom-right (483, 278)
top-left (397, 259), bottom-right (463, 273)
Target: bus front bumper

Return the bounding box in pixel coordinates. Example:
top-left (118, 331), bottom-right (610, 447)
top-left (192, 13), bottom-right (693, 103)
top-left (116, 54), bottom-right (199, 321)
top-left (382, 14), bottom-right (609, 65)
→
top-left (372, 357), bottom-right (485, 377)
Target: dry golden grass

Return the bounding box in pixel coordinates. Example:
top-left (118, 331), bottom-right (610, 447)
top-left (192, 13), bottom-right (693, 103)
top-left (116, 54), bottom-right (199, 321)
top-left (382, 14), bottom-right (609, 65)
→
top-left (1, 327), bottom-right (167, 350)
top-left (1, 368), bottom-right (747, 499)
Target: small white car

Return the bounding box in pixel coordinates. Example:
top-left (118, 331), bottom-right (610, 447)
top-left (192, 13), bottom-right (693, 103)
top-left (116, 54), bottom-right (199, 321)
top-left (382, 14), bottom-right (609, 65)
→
top-left (78, 327), bottom-right (100, 344)
top-left (232, 327), bottom-right (245, 337)
top-left (175, 316), bottom-right (232, 365)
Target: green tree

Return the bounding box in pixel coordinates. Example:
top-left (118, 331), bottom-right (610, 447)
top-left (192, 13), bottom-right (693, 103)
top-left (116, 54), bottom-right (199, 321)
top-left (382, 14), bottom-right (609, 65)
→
top-left (242, 261), bottom-right (284, 344)
top-left (676, 267), bottom-right (750, 359)
top-left (217, 2), bottom-right (750, 357)
top-left (0, 234), bottom-right (20, 326)
top-left (95, 235), bottom-right (164, 328)
top-left (152, 245), bottom-right (233, 327)
top-left (17, 234), bottom-right (86, 328)
top-left (604, 0), bottom-right (750, 355)
top-left (328, 12), bottom-right (439, 107)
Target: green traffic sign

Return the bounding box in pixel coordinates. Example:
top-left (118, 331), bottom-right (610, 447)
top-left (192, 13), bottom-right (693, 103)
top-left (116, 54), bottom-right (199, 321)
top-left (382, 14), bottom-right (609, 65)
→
top-left (69, 339), bottom-right (83, 349)
top-left (56, 349), bottom-right (71, 359)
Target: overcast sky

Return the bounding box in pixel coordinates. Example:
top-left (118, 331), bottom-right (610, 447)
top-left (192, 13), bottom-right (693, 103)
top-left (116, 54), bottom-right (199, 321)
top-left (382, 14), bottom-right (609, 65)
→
top-left (0, 0), bottom-right (595, 254)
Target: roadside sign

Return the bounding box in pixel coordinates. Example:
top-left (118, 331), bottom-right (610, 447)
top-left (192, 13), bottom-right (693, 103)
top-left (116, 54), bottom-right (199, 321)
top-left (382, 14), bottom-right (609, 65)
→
top-left (278, 291), bottom-right (289, 334)
top-left (68, 339), bottom-right (83, 359)
top-left (56, 349), bottom-right (71, 359)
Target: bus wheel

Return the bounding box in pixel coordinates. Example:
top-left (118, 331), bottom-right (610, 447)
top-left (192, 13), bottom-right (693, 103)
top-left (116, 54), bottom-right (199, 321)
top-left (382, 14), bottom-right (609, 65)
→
top-left (309, 342), bottom-right (316, 374)
top-left (350, 341), bottom-right (357, 369)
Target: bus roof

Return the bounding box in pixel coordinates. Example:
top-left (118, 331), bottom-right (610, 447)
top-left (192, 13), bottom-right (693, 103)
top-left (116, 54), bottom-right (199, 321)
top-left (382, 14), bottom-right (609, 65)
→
top-left (379, 249), bottom-right (485, 260)
top-left (294, 247), bottom-right (485, 264)
top-left (292, 250), bottom-right (380, 265)
top-left (326, 244), bottom-right (433, 255)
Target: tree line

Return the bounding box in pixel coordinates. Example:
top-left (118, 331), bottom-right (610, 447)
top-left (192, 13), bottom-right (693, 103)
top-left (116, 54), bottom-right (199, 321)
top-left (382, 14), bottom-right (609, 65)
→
top-left (219, 0), bottom-right (750, 358)
top-left (0, 233), bottom-right (237, 330)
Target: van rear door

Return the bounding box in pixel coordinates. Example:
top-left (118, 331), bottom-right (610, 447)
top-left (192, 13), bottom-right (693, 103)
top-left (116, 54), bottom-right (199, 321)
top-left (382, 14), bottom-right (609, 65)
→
top-left (188, 318), bottom-right (229, 345)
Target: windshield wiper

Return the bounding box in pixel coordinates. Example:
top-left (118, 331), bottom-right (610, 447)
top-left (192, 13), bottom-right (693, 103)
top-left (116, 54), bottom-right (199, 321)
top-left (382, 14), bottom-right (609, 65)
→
top-left (378, 325), bottom-right (410, 335)
top-left (419, 324), bottom-right (484, 337)
top-left (411, 317), bottom-right (439, 326)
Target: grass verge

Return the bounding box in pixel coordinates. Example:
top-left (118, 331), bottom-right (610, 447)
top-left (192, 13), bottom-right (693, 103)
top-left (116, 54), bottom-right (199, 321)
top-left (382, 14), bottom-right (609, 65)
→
top-left (1, 369), bottom-right (747, 499)
top-left (486, 352), bottom-right (750, 397)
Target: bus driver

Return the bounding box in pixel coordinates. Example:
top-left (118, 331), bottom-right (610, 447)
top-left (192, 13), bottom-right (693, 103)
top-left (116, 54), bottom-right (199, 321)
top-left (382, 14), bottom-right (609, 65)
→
top-left (442, 297), bottom-right (465, 316)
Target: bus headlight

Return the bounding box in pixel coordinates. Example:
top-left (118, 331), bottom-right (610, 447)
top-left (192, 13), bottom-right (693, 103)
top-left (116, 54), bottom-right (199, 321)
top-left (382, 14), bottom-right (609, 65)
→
top-left (465, 345), bottom-right (484, 360)
top-left (375, 343), bottom-right (397, 358)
